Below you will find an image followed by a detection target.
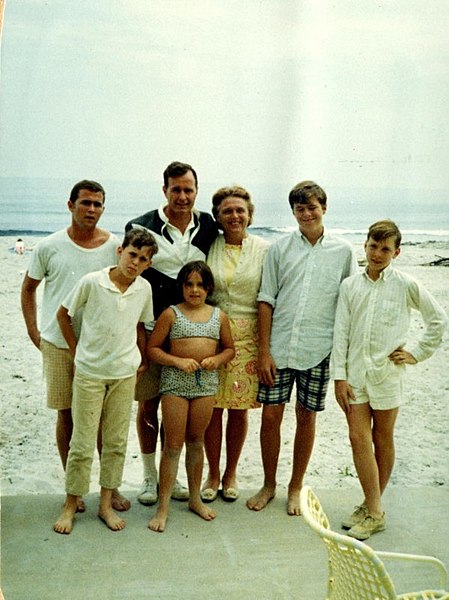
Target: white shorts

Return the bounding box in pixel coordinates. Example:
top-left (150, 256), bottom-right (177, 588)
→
top-left (349, 366), bottom-right (405, 411)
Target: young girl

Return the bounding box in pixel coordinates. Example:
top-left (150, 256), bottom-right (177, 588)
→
top-left (147, 261), bottom-right (235, 532)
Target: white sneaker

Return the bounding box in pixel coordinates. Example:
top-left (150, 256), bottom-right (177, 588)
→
top-left (137, 476), bottom-right (158, 505)
top-left (171, 479), bottom-right (189, 501)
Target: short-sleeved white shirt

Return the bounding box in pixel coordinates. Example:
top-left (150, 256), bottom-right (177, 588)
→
top-left (27, 229), bottom-right (120, 348)
top-left (63, 267), bottom-right (154, 379)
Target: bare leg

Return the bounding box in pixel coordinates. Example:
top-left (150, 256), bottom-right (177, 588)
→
top-left (148, 395), bottom-right (187, 533)
top-left (56, 408), bottom-right (73, 469)
top-left (287, 404), bottom-right (317, 516)
top-left (247, 404), bottom-right (284, 511)
top-left (57, 409), bottom-right (85, 513)
top-left (186, 396), bottom-right (216, 521)
top-left (202, 407), bottom-right (223, 493)
top-left (372, 408), bottom-right (399, 495)
top-left (222, 409), bottom-right (248, 490)
top-left (53, 494), bottom-right (78, 534)
top-left (137, 397), bottom-right (160, 454)
top-left (98, 487), bottom-right (126, 531)
top-left (347, 404), bottom-right (383, 518)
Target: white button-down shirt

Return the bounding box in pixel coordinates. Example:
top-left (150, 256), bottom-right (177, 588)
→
top-left (258, 229), bottom-right (357, 370)
top-left (331, 264), bottom-right (447, 386)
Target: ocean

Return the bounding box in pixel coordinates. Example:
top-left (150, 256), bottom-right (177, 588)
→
top-left (1, 176), bottom-right (448, 245)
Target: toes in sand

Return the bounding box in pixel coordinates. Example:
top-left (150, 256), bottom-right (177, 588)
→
top-left (98, 508), bottom-right (126, 531)
top-left (148, 509), bottom-right (168, 533)
top-left (111, 489), bottom-right (131, 512)
top-left (189, 500), bottom-right (217, 522)
top-left (53, 508), bottom-right (76, 535)
top-left (246, 486), bottom-right (276, 511)
top-left (287, 489), bottom-right (301, 516)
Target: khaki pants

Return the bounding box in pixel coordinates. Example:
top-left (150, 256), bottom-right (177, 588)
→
top-left (65, 372), bottom-right (136, 496)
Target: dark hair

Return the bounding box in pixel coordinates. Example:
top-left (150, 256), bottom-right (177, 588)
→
top-left (288, 180), bottom-right (327, 209)
top-left (122, 228), bottom-right (158, 256)
top-left (177, 261), bottom-right (214, 295)
top-left (367, 220), bottom-right (402, 248)
top-left (69, 180), bottom-right (105, 203)
top-left (163, 161), bottom-right (198, 188)
top-left (211, 185), bottom-right (255, 229)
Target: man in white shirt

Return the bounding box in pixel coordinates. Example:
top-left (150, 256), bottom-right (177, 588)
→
top-left (126, 161), bottom-right (218, 505)
top-left (21, 180), bottom-right (130, 512)
top-left (247, 181), bottom-right (357, 515)
top-left (331, 220), bottom-right (447, 540)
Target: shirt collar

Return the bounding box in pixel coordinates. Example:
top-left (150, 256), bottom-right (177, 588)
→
top-left (158, 204), bottom-right (199, 229)
top-left (363, 262), bottom-right (395, 282)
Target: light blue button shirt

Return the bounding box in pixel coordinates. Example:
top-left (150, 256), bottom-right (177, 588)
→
top-left (258, 229), bottom-right (358, 371)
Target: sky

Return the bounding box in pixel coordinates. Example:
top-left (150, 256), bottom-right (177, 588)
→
top-left (1, 0), bottom-right (449, 194)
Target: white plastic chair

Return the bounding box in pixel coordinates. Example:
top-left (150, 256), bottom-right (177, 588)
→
top-left (299, 486), bottom-right (449, 600)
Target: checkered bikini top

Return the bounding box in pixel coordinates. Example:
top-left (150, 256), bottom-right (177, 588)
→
top-left (169, 305), bottom-right (221, 340)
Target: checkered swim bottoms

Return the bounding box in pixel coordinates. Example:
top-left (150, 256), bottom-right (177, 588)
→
top-left (257, 355), bottom-right (330, 412)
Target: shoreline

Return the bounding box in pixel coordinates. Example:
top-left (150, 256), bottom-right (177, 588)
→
top-left (1, 235), bottom-right (448, 497)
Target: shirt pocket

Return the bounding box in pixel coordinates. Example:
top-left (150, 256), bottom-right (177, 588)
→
top-left (318, 267), bottom-right (342, 294)
top-left (379, 299), bottom-right (401, 327)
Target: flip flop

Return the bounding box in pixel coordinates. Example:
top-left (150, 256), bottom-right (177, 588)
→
top-left (201, 488), bottom-right (218, 503)
top-left (221, 487), bottom-right (239, 502)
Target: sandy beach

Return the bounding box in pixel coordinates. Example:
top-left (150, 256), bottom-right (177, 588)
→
top-left (1, 235), bottom-right (448, 500)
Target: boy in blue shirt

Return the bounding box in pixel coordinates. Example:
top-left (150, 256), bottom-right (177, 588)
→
top-left (247, 181), bottom-right (357, 515)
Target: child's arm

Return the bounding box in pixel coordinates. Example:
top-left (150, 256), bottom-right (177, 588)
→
top-left (56, 305), bottom-right (77, 357)
top-left (200, 311), bottom-right (235, 371)
top-left (257, 301), bottom-right (277, 387)
top-left (136, 322), bottom-right (149, 380)
top-left (389, 278), bottom-right (447, 365)
top-left (331, 282), bottom-right (353, 414)
top-left (334, 380), bottom-right (355, 415)
top-left (147, 309), bottom-right (201, 373)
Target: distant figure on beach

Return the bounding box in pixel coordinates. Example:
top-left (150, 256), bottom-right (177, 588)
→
top-left (202, 186), bottom-right (269, 503)
top-left (15, 238), bottom-right (25, 255)
top-left (331, 219), bottom-right (447, 540)
top-left (247, 181), bottom-right (357, 515)
top-left (53, 229), bottom-right (157, 534)
top-left (125, 161), bottom-right (218, 507)
top-left (21, 180), bottom-right (131, 512)
top-left (147, 261), bottom-right (234, 532)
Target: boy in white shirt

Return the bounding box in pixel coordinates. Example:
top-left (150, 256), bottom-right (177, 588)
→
top-left (53, 229), bottom-right (157, 534)
top-left (247, 181), bottom-right (357, 515)
top-left (332, 220), bottom-right (447, 540)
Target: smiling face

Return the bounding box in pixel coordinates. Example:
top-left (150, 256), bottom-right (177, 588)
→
top-left (117, 244), bottom-right (153, 281)
top-left (365, 235), bottom-right (400, 279)
top-left (163, 171), bottom-right (198, 220)
top-left (68, 188), bottom-right (105, 230)
top-left (292, 197), bottom-right (326, 240)
top-left (216, 196), bottom-right (251, 242)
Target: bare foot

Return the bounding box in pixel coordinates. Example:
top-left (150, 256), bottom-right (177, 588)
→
top-left (189, 499), bottom-right (217, 522)
top-left (246, 486), bottom-right (276, 511)
top-left (111, 489), bottom-right (131, 512)
top-left (76, 497), bottom-right (85, 513)
top-left (98, 508), bottom-right (126, 531)
top-left (54, 505), bottom-right (76, 534)
top-left (287, 488), bottom-right (301, 516)
top-left (148, 508), bottom-right (169, 533)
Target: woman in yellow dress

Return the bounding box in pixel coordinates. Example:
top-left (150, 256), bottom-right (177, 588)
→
top-left (202, 186), bottom-right (269, 502)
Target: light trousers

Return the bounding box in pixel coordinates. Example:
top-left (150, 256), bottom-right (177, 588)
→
top-left (65, 372), bottom-right (136, 496)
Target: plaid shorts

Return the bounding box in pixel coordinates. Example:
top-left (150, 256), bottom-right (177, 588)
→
top-left (40, 339), bottom-right (74, 410)
top-left (257, 355), bottom-right (330, 412)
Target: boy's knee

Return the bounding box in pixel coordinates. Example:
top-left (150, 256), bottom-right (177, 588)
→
top-left (164, 445), bottom-right (182, 459)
